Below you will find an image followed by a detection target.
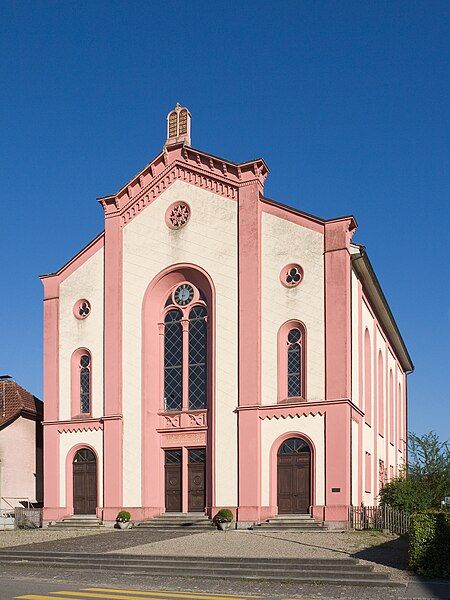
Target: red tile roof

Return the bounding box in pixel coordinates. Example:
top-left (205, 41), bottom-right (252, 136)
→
top-left (0, 378), bottom-right (42, 429)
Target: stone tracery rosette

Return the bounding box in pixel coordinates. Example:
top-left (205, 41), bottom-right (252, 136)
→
top-left (165, 201), bottom-right (191, 229)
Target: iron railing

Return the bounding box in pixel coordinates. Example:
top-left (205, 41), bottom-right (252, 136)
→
top-left (349, 505), bottom-right (410, 535)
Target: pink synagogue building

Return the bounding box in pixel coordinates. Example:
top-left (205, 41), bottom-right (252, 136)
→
top-left (41, 105), bottom-right (413, 527)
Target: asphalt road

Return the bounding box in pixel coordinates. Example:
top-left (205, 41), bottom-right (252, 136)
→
top-left (1, 565), bottom-right (450, 600)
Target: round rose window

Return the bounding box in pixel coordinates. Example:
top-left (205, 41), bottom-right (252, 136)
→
top-left (166, 202), bottom-right (191, 229)
top-left (280, 264), bottom-right (304, 288)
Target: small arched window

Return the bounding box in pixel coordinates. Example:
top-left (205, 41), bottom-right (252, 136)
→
top-left (277, 321), bottom-right (306, 402)
top-left (80, 354), bottom-right (91, 413)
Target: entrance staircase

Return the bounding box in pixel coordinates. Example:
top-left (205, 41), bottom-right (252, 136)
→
top-left (48, 515), bottom-right (104, 529)
top-left (0, 551), bottom-right (403, 588)
top-left (255, 514), bottom-right (326, 531)
top-left (136, 512), bottom-right (212, 530)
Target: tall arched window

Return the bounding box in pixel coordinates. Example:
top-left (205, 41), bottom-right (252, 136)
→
top-left (163, 283), bottom-right (208, 411)
top-left (164, 309), bottom-right (183, 410)
top-left (378, 351), bottom-right (384, 435)
top-left (277, 320), bottom-right (306, 402)
top-left (364, 329), bottom-right (372, 424)
top-left (71, 348), bottom-right (92, 417)
top-left (389, 370), bottom-right (394, 443)
top-left (80, 353), bottom-right (91, 413)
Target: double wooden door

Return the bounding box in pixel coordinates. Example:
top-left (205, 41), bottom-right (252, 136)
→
top-left (164, 448), bottom-right (206, 512)
top-left (277, 439), bottom-right (311, 514)
top-left (73, 448), bottom-right (97, 515)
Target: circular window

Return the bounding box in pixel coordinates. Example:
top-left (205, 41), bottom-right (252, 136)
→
top-left (280, 264), bottom-right (304, 288)
top-left (165, 202), bottom-right (191, 229)
top-left (173, 283), bottom-right (195, 306)
top-left (73, 299), bottom-right (91, 320)
top-left (288, 328), bottom-right (301, 344)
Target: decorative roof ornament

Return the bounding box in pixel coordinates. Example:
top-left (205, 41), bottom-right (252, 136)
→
top-left (165, 103), bottom-right (191, 148)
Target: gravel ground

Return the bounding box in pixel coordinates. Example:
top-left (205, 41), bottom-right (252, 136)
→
top-left (0, 528), bottom-right (113, 549)
top-left (117, 529), bottom-right (409, 582)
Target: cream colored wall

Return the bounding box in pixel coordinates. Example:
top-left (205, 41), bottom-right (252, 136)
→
top-left (121, 179), bottom-right (238, 508)
top-left (261, 213), bottom-right (325, 404)
top-left (260, 414), bottom-right (325, 506)
top-left (0, 417), bottom-right (38, 508)
top-left (59, 249), bottom-right (104, 421)
top-left (59, 429), bottom-right (103, 507)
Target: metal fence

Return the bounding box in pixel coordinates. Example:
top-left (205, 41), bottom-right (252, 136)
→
top-left (349, 505), bottom-right (410, 535)
top-left (14, 507), bottom-right (43, 529)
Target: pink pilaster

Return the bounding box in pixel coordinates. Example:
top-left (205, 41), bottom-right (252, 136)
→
top-left (237, 181), bottom-right (262, 522)
top-left (324, 219), bottom-right (356, 401)
top-left (103, 213), bottom-right (123, 510)
top-left (324, 403), bottom-right (351, 522)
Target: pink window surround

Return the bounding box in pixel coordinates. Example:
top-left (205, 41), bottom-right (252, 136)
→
top-left (280, 264), bottom-right (304, 288)
top-left (398, 382), bottom-right (403, 452)
top-left (377, 351), bottom-right (384, 436)
top-left (73, 299), bottom-right (91, 320)
top-left (269, 432), bottom-right (316, 515)
top-left (364, 329), bottom-right (372, 425)
top-left (365, 452), bottom-right (371, 493)
top-left (70, 348), bottom-right (92, 418)
top-left (277, 320), bottom-right (307, 402)
top-left (161, 282), bottom-right (207, 412)
top-left (65, 443), bottom-right (100, 517)
top-left (141, 264), bottom-right (215, 514)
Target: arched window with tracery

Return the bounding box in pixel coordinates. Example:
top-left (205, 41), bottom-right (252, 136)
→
top-left (378, 351), bottom-right (384, 435)
top-left (277, 321), bottom-right (306, 402)
top-left (71, 348), bottom-right (92, 417)
top-left (162, 283), bottom-right (208, 411)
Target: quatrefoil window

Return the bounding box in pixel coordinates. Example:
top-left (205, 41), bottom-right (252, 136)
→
top-left (74, 299), bottom-right (91, 320)
top-left (281, 264), bottom-right (304, 288)
top-left (166, 202), bottom-right (191, 229)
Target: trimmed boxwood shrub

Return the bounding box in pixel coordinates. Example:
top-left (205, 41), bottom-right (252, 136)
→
top-left (116, 511), bottom-right (131, 522)
top-left (409, 512), bottom-right (450, 578)
top-left (213, 509), bottom-right (233, 523)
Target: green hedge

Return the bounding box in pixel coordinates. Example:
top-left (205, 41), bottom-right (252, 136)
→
top-left (409, 512), bottom-right (450, 578)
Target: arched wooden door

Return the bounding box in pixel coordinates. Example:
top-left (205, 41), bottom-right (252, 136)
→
top-left (277, 438), bottom-right (311, 514)
top-left (73, 448), bottom-right (97, 515)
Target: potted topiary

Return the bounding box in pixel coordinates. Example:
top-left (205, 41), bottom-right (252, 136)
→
top-left (213, 509), bottom-right (233, 531)
top-left (115, 511), bottom-right (132, 529)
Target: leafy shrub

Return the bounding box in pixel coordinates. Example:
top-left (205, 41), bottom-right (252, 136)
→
top-left (409, 512), bottom-right (450, 578)
top-left (379, 475), bottom-right (435, 513)
top-left (116, 510), bottom-right (131, 522)
top-left (213, 509), bottom-right (233, 523)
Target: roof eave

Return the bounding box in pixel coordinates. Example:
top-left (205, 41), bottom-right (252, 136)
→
top-left (352, 249), bottom-right (414, 373)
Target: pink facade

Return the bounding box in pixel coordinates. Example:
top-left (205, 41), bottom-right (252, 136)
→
top-left (40, 106), bottom-right (413, 526)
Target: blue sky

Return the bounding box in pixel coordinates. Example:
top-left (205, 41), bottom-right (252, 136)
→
top-left (0, 1), bottom-right (448, 440)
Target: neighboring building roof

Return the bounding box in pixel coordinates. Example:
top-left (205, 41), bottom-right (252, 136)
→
top-left (0, 377), bottom-right (43, 430)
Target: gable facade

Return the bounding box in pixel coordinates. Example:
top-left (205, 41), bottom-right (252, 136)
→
top-left (40, 106), bottom-right (413, 526)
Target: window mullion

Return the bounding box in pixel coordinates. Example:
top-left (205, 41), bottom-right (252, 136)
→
top-left (181, 318), bottom-right (190, 410)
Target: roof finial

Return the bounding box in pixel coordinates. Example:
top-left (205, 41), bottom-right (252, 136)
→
top-left (165, 104), bottom-right (191, 148)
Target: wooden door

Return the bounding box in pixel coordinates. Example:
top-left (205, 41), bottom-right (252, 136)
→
top-left (277, 438), bottom-right (311, 514)
top-left (73, 448), bottom-right (97, 515)
top-left (165, 449), bottom-right (182, 512)
top-left (188, 448), bottom-right (206, 512)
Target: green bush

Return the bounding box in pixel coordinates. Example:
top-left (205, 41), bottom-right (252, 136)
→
top-left (116, 510), bottom-right (131, 522)
top-left (409, 512), bottom-right (450, 578)
top-left (213, 509), bottom-right (233, 523)
top-left (379, 475), bottom-right (435, 513)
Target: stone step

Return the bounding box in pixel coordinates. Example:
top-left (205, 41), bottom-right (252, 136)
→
top-left (0, 553), bottom-right (403, 587)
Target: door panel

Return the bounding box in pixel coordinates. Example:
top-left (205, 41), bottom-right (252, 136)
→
top-left (277, 440), bottom-right (311, 514)
top-left (73, 449), bottom-right (97, 515)
top-left (165, 449), bottom-right (182, 512)
top-left (188, 448), bottom-right (206, 512)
